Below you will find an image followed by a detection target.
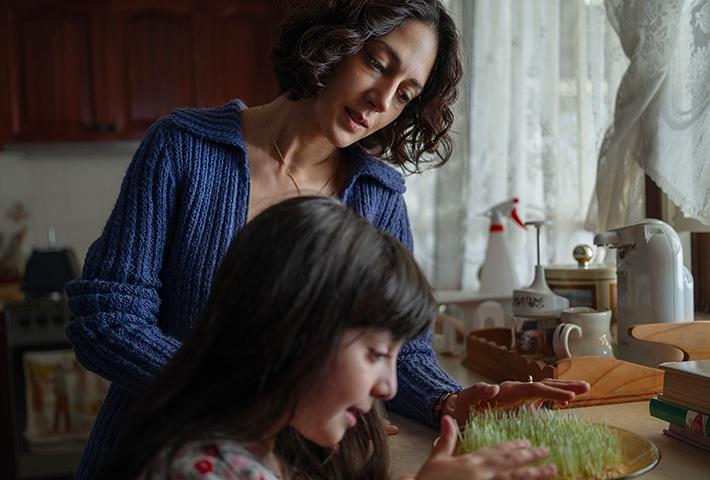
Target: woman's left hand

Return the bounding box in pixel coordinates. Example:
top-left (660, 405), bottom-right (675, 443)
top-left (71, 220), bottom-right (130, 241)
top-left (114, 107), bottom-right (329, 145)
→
top-left (449, 379), bottom-right (590, 426)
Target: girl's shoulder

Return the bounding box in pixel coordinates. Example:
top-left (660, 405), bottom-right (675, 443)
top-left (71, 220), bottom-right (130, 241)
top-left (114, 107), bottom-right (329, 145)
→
top-left (137, 439), bottom-right (280, 480)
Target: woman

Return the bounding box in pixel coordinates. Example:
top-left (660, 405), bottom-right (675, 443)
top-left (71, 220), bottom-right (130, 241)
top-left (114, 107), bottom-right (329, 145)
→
top-left (96, 196), bottom-right (556, 480)
top-left (65, 1), bottom-right (587, 478)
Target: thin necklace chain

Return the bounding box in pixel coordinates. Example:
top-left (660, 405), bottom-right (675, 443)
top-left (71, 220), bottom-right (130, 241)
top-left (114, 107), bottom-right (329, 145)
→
top-left (260, 105), bottom-right (339, 197)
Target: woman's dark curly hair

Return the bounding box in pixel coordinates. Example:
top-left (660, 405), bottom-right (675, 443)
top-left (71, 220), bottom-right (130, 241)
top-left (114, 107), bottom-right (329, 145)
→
top-left (272, 0), bottom-right (463, 173)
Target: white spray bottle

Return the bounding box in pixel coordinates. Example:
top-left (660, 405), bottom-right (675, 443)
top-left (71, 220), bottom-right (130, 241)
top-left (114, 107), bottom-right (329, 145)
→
top-left (479, 198), bottom-right (526, 295)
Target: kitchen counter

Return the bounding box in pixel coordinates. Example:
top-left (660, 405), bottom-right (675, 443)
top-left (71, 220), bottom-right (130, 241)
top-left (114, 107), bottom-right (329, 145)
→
top-left (387, 352), bottom-right (708, 479)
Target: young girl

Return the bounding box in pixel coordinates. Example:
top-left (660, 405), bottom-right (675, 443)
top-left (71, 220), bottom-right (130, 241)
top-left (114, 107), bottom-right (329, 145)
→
top-left (96, 197), bottom-right (557, 480)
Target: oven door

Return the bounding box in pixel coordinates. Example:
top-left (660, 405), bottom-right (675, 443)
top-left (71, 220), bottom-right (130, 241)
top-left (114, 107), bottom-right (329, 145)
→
top-left (4, 300), bottom-right (110, 479)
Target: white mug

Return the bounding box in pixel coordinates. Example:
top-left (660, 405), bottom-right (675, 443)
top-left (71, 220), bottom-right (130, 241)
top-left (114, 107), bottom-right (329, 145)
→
top-left (553, 307), bottom-right (617, 359)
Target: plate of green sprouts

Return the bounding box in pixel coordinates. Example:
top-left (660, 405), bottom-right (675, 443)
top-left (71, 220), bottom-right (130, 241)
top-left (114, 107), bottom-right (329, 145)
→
top-left (456, 407), bottom-right (659, 479)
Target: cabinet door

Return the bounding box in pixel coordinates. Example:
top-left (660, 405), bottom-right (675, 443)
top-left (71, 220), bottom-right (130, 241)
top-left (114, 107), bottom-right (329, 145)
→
top-left (194, 0), bottom-right (280, 109)
top-left (4, 1), bottom-right (112, 142)
top-left (0, 0), bottom-right (285, 146)
top-left (107, 1), bottom-right (197, 139)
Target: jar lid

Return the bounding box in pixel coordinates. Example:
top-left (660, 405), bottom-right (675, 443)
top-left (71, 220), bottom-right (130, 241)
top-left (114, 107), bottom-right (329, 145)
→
top-left (545, 244), bottom-right (616, 281)
top-left (545, 265), bottom-right (616, 280)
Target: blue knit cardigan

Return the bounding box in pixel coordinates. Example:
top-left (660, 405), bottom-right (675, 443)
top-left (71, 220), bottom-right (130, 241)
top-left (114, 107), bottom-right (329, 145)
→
top-left (65, 100), bottom-right (462, 479)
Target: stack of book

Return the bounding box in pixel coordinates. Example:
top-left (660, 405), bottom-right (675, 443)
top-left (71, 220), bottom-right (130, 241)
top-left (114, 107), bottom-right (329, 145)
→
top-left (649, 359), bottom-right (710, 452)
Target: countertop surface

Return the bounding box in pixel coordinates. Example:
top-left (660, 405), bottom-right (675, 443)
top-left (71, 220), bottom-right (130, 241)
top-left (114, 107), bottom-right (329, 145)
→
top-left (387, 351), bottom-right (709, 479)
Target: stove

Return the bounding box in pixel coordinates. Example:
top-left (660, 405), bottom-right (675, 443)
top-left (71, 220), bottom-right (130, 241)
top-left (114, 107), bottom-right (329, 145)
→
top-left (2, 296), bottom-right (108, 479)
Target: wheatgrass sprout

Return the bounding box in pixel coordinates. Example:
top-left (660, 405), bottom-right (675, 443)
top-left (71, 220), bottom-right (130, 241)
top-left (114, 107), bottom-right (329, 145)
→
top-left (457, 407), bottom-right (622, 480)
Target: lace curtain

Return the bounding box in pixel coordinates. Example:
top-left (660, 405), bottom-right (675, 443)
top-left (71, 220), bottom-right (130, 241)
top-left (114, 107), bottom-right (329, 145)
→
top-left (405, 0), bottom-right (627, 290)
top-left (585, 0), bottom-right (710, 234)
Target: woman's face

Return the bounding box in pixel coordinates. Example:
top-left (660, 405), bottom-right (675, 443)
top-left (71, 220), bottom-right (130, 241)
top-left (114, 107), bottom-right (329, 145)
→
top-left (289, 328), bottom-right (402, 447)
top-left (316, 19), bottom-right (439, 148)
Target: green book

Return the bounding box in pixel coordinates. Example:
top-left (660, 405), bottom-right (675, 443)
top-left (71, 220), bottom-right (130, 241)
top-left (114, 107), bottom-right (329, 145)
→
top-left (649, 397), bottom-right (710, 438)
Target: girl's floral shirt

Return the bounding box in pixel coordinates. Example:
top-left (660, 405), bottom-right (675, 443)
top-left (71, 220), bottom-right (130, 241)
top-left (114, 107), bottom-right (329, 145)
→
top-left (136, 440), bottom-right (280, 480)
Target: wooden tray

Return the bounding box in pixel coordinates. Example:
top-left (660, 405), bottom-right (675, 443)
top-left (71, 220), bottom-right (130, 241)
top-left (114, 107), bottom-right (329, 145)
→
top-left (461, 322), bottom-right (710, 407)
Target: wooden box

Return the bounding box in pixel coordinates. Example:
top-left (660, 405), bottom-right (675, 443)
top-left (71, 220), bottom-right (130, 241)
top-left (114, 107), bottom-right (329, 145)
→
top-left (462, 322), bottom-right (710, 407)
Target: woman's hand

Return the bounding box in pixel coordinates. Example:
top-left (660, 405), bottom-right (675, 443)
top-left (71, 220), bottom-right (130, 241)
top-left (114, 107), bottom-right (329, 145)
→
top-left (399, 416), bottom-right (557, 480)
top-left (450, 379), bottom-right (591, 426)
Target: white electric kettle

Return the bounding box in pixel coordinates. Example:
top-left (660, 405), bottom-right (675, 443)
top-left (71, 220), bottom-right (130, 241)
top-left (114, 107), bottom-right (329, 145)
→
top-left (593, 219), bottom-right (693, 368)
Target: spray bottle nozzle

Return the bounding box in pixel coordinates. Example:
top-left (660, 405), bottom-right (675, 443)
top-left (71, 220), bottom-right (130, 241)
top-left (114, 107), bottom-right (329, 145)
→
top-left (486, 198), bottom-right (527, 231)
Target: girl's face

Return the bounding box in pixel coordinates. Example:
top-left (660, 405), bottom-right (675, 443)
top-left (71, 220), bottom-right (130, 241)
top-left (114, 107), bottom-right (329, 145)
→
top-left (315, 19), bottom-right (439, 147)
top-left (290, 328), bottom-right (403, 447)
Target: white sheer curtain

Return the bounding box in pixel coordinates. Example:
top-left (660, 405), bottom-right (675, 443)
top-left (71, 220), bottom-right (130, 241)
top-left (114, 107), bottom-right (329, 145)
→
top-left (405, 0), bottom-right (627, 290)
top-left (586, 0), bottom-right (710, 234)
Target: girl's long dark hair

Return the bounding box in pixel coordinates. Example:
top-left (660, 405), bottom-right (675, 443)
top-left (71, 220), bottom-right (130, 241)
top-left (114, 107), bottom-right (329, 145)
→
top-left (272, 0), bottom-right (463, 172)
top-left (96, 196), bottom-right (437, 479)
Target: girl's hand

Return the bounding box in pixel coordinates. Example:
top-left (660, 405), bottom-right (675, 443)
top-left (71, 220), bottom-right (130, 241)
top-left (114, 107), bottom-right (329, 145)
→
top-left (401, 416), bottom-right (557, 480)
top-left (451, 379), bottom-right (590, 426)
top-left (384, 418), bottom-right (399, 435)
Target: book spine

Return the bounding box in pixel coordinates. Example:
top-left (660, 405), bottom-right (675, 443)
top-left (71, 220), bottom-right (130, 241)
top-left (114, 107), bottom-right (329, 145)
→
top-left (664, 427), bottom-right (710, 452)
top-left (656, 393), bottom-right (710, 415)
top-left (650, 397), bottom-right (710, 438)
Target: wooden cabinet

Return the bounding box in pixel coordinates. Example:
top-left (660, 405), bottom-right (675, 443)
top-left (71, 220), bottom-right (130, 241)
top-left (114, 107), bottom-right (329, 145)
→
top-left (193, 1), bottom-right (280, 112)
top-left (106, 0), bottom-right (198, 139)
top-left (2, 1), bottom-right (108, 142)
top-left (0, 0), bottom-right (280, 145)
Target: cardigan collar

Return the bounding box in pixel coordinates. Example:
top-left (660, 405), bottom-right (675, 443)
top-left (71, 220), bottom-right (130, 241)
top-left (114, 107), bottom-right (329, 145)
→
top-left (168, 99), bottom-right (406, 194)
